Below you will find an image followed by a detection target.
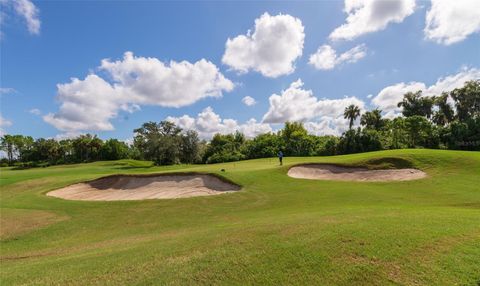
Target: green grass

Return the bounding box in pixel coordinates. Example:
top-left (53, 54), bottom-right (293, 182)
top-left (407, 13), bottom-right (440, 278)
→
top-left (1, 149), bottom-right (479, 285)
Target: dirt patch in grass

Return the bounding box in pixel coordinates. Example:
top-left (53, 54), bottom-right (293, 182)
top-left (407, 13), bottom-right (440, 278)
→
top-left (288, 164), bottom-right (426, 182)
top-left (47, 173), bottom-right (240, 201)
top-left (0, 208), bottom-right (68, 240)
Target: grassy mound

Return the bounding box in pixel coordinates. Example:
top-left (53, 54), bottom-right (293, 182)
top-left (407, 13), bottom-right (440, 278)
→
top-left (360, 157), bottom-right (415, 169)
top-left (1, 149), bottom-right (479, 285)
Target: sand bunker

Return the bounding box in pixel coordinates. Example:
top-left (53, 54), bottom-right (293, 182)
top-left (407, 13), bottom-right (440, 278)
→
top-left (47, 174), bottom-right (240, 201)
top-left (288, 164), bottom-right (426, 182)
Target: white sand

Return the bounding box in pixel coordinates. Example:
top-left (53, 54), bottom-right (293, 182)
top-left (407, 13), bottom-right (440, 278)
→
top-left (47, 174), bottom-right (240, 201)
top-left (287, 164), bottom-right (426, 182)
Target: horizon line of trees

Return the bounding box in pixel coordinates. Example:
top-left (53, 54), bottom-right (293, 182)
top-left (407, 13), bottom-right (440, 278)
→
top-left (1, 80), bottom-right (479, 168)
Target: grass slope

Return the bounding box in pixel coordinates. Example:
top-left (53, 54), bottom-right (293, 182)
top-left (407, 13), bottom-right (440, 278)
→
top-left (1, 149), bottom-right (479, 285)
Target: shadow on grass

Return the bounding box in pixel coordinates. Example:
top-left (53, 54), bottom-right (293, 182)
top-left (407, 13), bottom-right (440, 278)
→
top-left (110, 161), bottom-right (154, 170)
top-left (11, 162), bottom-right (54, 170)
top-left (113, 165), bottom-right (154, 170)
top-left (361, 157), bottom-right (415, 169)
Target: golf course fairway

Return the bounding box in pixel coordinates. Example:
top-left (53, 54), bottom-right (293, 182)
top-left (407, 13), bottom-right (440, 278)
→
top-left (1, 149), bottom-right (479, 285)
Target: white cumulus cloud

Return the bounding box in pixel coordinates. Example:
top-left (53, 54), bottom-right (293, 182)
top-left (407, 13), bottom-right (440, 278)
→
top-left (304, 118), bottom-right (351, 136)
top-left (309, 44), bottom-right (367, 70)
top-left (424, 0), bottom-right (480, 45)
top-left (29, 108), bottom-right (41, 115)
top-left (329, 0), bottom-right (416, 41)
top-left (371, 81), bottom-right (426, 118)
top-left (222, 12), bottom-right (305, 78)
top-left (0, 113), bottom-right (13, 135)
top-left (262, 79), bottom-right (365, 135)
top-left (100, 52), bottom-right (234, 107)
top-left (263, 80), bottom-right (319, 123)
top-left (0, 87), bottom-right (17, 95)
top-left (371, 67), bottom-right (480, 118)
top-left (53, 131), bottom-right (84, 141)
top-left (242, 96), bottom-right (257, 106)
top-left (12, 0), bottom-right (40, 34)
top-left (44, 74), bottom-right (123, 132)
top-left (44, 52), bottom-right (234, 132)
top-left (167, 107), bottom-right (272, 139)
top-left (28, 108), bottom-right (42, 115)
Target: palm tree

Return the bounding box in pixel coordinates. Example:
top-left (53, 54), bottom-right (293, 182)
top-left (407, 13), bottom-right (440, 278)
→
top-left (360, 108), bottom-right (383, 130)
top-left (344, 104), bottom-right (361, 130)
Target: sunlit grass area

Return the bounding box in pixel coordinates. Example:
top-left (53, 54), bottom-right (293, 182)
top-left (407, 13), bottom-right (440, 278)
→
top-left (1, 149), bottom-right (479, 285)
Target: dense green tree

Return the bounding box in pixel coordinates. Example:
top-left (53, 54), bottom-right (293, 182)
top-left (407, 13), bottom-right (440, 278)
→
top-left (180, 130), bottom-right (202, 164)
top-left (441, 118), bottom-right (480, 150)
top-left (385, 118), bottom-right (408, 149)
top-left (155, 121), bottom-right (182, 165)
top-left (232, 131), bottom-right (246, 152)
top-left (360, 109), bottom-right (386, 130)
top-left (337, 128), bottom-right (383, 154)
top-left (16, 135), bottom-right (34, 162)
top-left (244, 133), bottom-right (281, 159)
top-left (30, 138), bottom-right (63, 163)
top-left (280, 122), bottom-right (317, 156)
top-left (203, 133), bottom-right (245, 164)
top-left (100, 139), bottom-right (129, 160)
top-left (450, 80), bottom-right (480, 122)
top-left (72, 134), bottom-right (103, 162)
top-left (432, 93), bottom-right (455, 126)
top-left (133, 121), bottom-right (160, 161)
top-left (337, 129), bottom-right (357, 154)
top-left (127, 144), bottom-right (143, 161)
top-left (0, 135), bottom-right (17, 163)
top-left (404, 116), bottom-right (432, 147)
top-left (316, 136), bottom-right (339, 156)
top-left (398, 91), bottom-right (434, 118)
top-left (58, 139), bottom-right (74, 163)
top-left (361, 129), bottom-right (383, 151)
top-left (281, 122), bottom-right (307, 140)
top-left (133, 121), bottom-right (182, 165)
top-left (0, 135), bottom-right (34, 164)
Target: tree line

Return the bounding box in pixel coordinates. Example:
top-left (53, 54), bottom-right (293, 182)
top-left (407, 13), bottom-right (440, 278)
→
top-left (1, 80), bottom-right (479, 168)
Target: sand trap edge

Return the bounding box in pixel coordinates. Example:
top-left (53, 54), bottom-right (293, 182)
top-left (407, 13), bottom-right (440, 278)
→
top-left (46, 172), bottom-right (242, 201)
top-left (287, 163), bottom-right (427, 182)
top-left (74, 172), bottom-right (242, 188)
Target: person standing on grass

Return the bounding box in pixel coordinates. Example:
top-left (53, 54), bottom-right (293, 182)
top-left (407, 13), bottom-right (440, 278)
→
top-left (278, 150), bottom-right (284, 166)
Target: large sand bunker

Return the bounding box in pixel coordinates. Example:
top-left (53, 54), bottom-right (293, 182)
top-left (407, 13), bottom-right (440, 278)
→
top-left (288, 164), bottom-right (426, 182)
top-left (47, 173), bottom-right (240, 201)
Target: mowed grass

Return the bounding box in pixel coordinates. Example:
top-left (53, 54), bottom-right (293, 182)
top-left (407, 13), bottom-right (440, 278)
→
top-left (0, 149), bottom-right (479, 285)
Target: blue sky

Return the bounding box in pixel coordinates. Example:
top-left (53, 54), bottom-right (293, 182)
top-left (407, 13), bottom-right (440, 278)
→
top-left (1, 0), bottom-right (479, 140)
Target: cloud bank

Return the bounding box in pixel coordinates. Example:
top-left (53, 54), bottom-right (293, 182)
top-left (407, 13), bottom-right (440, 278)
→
top-left (371, 67), bottom-right (480, 118)
top-left (263, 79), bottom-right (365, 135)
top-left (166, 107), bottom-right (272, 139)
top-left (44, 52), bottom-right (234, 132)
